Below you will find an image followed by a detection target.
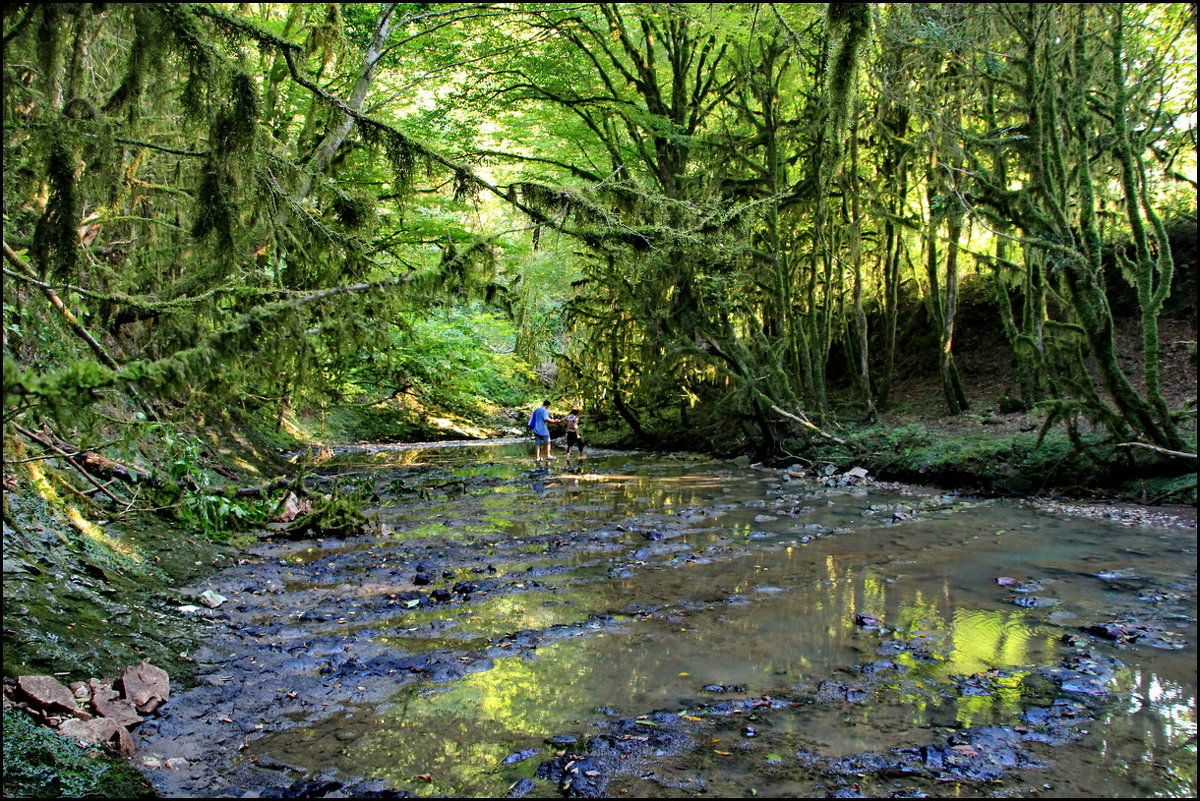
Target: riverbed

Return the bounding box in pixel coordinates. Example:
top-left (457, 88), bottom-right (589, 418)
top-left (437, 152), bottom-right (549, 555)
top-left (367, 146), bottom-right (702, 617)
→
top-left (135, 440), bottom-right (1197, 798)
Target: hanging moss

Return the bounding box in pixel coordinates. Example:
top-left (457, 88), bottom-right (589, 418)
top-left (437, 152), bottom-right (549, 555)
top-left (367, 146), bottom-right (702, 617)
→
top-left (332, 192), bottom-right (374, 230)
top-left (30, 140), bottom-right (80, 280)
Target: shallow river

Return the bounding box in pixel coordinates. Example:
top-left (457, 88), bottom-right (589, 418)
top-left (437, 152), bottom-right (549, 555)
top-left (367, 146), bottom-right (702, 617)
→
top-left (137, 441), bottom-right (1197, 798)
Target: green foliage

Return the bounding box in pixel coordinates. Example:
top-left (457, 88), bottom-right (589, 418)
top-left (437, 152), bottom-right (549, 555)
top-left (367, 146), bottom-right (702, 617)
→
top-left (1125, 472), bottom-right (1197, 505)
top-left (155, 425), bottom-right (272, 539)
top-left (284, 491), bottom-right (370, 539)
top-left (2, 2), bottom-right (1193, 460)
top-left (337, 306), bottom-right (535, 413)
top-left (1, 710), bottom-right (156, 798)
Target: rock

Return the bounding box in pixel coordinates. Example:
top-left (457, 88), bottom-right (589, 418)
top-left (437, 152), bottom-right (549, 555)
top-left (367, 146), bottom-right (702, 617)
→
top-left (16, 675), bottom-right (78, 715)
top-left (92, 688), bottom-right (144, 727)
top-left (57, 717), bottom-right (135, 757)
top-left (165, 757), bottom-right (190, 769)
top-left (507, 778), bottom-right (536, 797)
top-left (199, 589), bottom-right (227, 608)
top-left (503, 748), bottom-right (540, 764)
top-left (276, 492), bottom-right (313, 523)
top-left (116, 661), bottom-right (170, 714)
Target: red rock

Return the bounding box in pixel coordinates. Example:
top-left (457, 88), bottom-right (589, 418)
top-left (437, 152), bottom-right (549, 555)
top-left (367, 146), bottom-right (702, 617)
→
top-left (93, 692), bottom-right (144, 727)
top-left (116, 662), bottom-right (169, 713)
top-left (16, 675), bottom-right (77, 715)
top-left (57, 717), bottom-right (135, 758)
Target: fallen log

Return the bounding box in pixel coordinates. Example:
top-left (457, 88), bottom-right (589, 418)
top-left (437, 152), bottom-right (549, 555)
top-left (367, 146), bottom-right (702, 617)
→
top-left (11, 424), bottom-right (310, 500)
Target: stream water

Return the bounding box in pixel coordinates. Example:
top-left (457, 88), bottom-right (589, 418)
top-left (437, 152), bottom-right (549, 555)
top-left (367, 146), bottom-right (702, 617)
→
top-left (137, 440), bottom-right (1196, 798)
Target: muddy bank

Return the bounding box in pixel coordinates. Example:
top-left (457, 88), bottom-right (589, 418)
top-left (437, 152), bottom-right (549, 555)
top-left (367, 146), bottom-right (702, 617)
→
top-left (125, 442), bottom-right (1195, 798)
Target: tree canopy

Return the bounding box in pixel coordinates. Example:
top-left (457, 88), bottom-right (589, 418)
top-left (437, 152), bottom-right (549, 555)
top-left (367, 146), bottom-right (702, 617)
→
top-left (3, 2), bottom-right (1196, 458)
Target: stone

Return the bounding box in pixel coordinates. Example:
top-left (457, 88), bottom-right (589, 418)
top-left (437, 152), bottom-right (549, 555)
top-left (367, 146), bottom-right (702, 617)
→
top-left (199, 589), bottom-right (227, 608)
top-left (93, 690), bottom-right (144, 727)
top-left (277, 492), bottom-right (313, 523)
top-left (57, 717), bottom-right (135, 757)
top-left (16, 675), bottom-right (78, 715)
top-left (116, 662), bottom-right (170, 714)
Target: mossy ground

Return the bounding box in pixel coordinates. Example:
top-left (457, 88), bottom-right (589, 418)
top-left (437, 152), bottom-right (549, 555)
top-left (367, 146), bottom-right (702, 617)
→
top-left (2, 710), bottom-right (156, 798)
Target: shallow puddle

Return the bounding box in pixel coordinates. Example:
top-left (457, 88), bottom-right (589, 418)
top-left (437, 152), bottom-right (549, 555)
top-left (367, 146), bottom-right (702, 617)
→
top-left (140, 441), bottom-right (1196, 798)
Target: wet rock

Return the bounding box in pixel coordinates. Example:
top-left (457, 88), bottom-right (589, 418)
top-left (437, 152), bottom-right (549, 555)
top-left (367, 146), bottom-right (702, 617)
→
top-left (701, 683), bottom-right (746, 694)
top-left (853, 613), bottom-right (884, 630)
top-left (1083, 620), bottom-right (1186, 649)
top-left (412, 572), bottom-right (433, 586)
top-left (342, 778), bottom-right (411, 798)
top-left (855, 660), bottom-right (904, 678)
top-left (1010, 595), bottom-right (1057, 608)
top-left (502, 748), bottom-right (540, 764)
top-left (876, 640), bottom-right (939, 662)
top-left (814, 681), bottom-right (870, 703)
top-left (506, 778), bottom-right (536, 797)
top-left (199, 589), bottom-right (227, 608)
top-left (545, 733), bottom-right (579, 747)
top-left (536, 755), bottom-right (607, 798)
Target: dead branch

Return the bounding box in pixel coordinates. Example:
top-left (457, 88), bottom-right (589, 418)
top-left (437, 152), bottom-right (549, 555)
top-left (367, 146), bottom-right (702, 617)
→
top-left (4, 241), bottom-right (161, 422)
top-left (12, 424), bottom-right (129, 505)
top-left (10, 424), bottom-right (310, 501)
top-left (770, 405), bottom-right (847, 445)
top-left (1115, 442), bottom-right (1197, 460)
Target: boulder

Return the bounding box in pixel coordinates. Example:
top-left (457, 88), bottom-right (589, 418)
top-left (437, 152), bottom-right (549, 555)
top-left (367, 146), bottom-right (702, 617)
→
top-left (116, 662), bottom-right (169, 714)
top-left (57, 717), bottom-right (135, 758)
top-left (16, 675), bottom-right (78, 715)
top-left (92, 685), bottom-right (145, 727)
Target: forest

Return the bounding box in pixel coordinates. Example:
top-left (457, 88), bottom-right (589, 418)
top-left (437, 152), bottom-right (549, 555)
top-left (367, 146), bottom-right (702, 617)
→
top-left (1, 3), bottom-right (1196, 796)
top-left (4, 2), bottom-right (1195, 456)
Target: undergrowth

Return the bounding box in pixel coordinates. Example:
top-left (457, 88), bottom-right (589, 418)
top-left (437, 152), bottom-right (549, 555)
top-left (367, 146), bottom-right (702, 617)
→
top-left (1, 710), bottom-right (156, 798)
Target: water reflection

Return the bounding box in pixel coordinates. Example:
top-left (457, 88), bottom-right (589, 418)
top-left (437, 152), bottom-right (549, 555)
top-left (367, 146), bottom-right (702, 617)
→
top-left (237, 442), bottom-right (1195, 798)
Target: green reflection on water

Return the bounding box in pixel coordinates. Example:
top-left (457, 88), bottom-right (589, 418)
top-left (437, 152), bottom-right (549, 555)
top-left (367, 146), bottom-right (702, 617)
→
top-left (304, 640), bottom-right (628, 797)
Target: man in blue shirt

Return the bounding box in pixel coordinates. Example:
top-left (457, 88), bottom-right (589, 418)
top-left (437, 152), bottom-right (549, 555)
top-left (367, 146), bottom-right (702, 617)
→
top-left (529, 400), bottom-right (560, 465)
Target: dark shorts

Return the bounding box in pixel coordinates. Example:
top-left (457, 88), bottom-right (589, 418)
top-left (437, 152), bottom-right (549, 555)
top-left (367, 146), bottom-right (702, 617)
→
top-left (566, 431), bottom-right (583, 447)
top-left (534, 434), bottom-right (550, 445)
